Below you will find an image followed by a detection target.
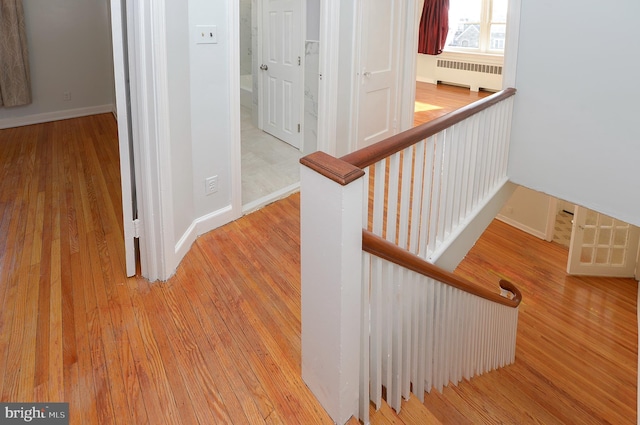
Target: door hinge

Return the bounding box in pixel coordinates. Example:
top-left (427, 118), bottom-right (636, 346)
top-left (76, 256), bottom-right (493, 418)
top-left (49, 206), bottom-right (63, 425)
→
top-left (298, 56), bottom-right (301, 66)
top-left (298, 124), bottom-right (301, 133)
top-left (133, 218), bottom-right (142, 238)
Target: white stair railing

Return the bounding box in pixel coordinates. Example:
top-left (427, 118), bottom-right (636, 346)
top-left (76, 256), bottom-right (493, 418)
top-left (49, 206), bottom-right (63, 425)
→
top-left (342, 88), bottom-right (515, 262)
top-left (300, 89), bottom-right (519, 425)
top-left (360, 231), bottom-right (521, 420)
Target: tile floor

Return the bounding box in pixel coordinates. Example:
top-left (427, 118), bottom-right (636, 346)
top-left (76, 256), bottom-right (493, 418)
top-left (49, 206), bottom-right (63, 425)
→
top-left (241, 106), bottom-right (302, 207)
top-left (553, 210), bottom-right (573, 248)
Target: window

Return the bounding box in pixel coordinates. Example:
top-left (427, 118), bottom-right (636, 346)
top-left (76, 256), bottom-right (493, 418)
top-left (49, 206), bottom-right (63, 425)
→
top-left (445, 0), bottom-right (507, 54)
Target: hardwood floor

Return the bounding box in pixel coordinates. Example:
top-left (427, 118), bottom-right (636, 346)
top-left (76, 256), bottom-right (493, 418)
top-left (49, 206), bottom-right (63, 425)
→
top-left (438, 220), bottom-right (637, 424)
top-left (1, 85), bottom-right (636, 424)
top-left (413, 82), bottom-right (491, 127)
top-left (0, 115), bottom-right (332, 424)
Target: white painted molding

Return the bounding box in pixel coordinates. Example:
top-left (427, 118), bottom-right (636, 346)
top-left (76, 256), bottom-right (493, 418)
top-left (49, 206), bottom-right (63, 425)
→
top-left (398, 0), bottom-right (422, 131)
top-left (256, 0), bottom-right (264, 131)
top-left (110, 0), bottom-right (137, 277)
top-left (242, 182), bottom-right (300, 215)
top-left (317, 0), bottom-right (340, 155)
top-left (544, 197), bottom-right (558, 242)
top-left (0, 104), bottom-right (115, 130)
top-left (150, 0), bottom-right (176, 281)
top-left (496, 214), bottom-right (548, 241)
top-left (174, 221), bottom-right (198, 266)
top-left (347, 0), bottom-right (363, 155)
top-left (126, 0), bottom-right (175, 281)
top-left (502, 0), bottom-right (522, 88)
top-left (635, 245), bottom-right (640, 282)
top-left (416, 76), bottom-right (437, 84)
top-left (194, 205), bottom-right (237, 238)
top-left (174, 204), bottom-right (237, 264)
top-left (229, 0), bottom-right (243, 222)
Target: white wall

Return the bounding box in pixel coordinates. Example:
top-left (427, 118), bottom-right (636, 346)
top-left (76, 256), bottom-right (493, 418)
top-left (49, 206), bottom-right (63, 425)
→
top-left (239, 0), bottom-right (252, 76)
top-left (307, 0), bottom-right (320, 40)
top-left (188, 0), bottom-right (234, 220)
top-left (166, 0), bottom-right (195, 242)
top-left (167, 0), bottom-right (240, 270)
top-left (508, 0), bottom-right (640, 227)
top-left (497, 186), bottom-right (554, 240)
top-left (0, 0), bottom-right (115, 127)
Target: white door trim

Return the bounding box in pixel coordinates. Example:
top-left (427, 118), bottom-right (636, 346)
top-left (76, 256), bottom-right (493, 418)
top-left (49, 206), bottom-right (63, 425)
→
top-left (319, 0), bottom-right (421, 156)
top-left (399, 0), bottom-right (423, 131)
top-left (635, 244), bottom-right (640, 281)
top-left (317, 0), bottom-right (341, 155)
top-left (230, 0), bottom-right (243, 216)
top-left (348, 0), bottom-right (363, 153)
top-left (502, 0), bottom-right (522, 88)
top-left (256, 0), bottom-right (264, 131)
top-left (544, 197), bottom-right (558, 241)
top-left (126, 0), bottom-right (176, 281)
top-left (109, 0), bottom-right (136, 277)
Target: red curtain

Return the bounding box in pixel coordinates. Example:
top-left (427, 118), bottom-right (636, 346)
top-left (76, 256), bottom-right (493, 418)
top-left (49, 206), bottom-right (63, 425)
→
top-left (418, 0), bottom-right (450, 55)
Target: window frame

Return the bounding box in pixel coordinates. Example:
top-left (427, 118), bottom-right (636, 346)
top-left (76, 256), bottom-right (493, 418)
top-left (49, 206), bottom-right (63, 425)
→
top-left (445, 0), bottom-right (506, 56)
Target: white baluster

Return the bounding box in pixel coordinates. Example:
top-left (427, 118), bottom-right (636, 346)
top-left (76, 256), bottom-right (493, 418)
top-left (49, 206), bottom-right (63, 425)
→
top-left (360, 253), bottom-right (371, 423)
top-left (370, 256), bottom-right (382, 409)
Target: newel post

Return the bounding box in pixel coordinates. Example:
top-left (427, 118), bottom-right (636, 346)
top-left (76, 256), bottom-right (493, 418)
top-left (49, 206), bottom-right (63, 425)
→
top-left (300, 152), bottom-right (365, 424)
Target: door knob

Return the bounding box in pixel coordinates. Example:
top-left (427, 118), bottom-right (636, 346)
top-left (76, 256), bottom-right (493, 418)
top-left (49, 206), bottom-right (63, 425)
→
top-left (363, 71), bottom-right (371, 77)
top-left (260, 64), bottom-right (268, 71)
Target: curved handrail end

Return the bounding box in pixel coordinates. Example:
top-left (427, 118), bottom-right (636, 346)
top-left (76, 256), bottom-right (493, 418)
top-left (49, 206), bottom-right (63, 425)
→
top-left (499, 279), bottom-right (522, 307)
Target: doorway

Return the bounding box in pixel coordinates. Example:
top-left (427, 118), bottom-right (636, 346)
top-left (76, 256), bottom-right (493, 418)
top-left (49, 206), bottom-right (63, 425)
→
top-left (239, 0), bottom-right (306, 210)
top-left (546, 199), bottom-right (640, 277)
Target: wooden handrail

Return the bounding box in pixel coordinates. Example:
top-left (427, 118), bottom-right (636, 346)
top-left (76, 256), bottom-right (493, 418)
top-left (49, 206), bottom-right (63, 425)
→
top-left (341, 87), bottom-right (517, 169)
top-left (362, 229), bottom-right (522, 308)
top-left (299, 88), bottom-right (516, 185)
top-left (300, 151), bottom-right (365, 186)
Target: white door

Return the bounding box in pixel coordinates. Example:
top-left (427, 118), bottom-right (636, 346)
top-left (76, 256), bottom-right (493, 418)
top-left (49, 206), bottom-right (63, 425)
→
top-left (260, 0), bottom-right (302, 149)
top-left (355, 0), bottom-right (402, 150)
top-left (110, 0), bottom-right (137, 276)
top-left (567, 206), bottom-right (640, 277)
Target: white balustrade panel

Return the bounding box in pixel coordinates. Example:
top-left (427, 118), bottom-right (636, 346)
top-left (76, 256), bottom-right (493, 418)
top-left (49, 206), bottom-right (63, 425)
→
top-left (366, 97), bottom-right (515, 262)
top-left (362, 254), bottom-right (519, 413)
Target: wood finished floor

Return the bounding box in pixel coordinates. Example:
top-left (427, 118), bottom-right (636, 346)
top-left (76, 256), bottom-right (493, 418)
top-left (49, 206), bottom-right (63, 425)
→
top-left (413, 82), bottom-right (491, 127)
top-left (429, 220), bottom-right (637, 424)
top-left (1, 85), bottom-right (637, 424)
top-left (0, 115), bottom-right (332, 424)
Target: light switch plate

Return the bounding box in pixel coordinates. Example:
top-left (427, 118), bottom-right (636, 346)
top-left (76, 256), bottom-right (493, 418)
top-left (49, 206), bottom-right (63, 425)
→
top-left (194, 25), bottom-right (217, 44)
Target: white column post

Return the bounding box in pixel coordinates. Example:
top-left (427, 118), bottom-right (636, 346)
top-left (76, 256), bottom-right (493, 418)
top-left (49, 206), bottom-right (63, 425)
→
top-left (300, 152), bottom-right (365, 424)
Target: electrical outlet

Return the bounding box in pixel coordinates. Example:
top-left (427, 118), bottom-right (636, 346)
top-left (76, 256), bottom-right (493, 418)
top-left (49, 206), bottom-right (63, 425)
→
top-left (63, 91), bottom-right (71, 101)
top-left (205, 175), bottom-right (218, 195)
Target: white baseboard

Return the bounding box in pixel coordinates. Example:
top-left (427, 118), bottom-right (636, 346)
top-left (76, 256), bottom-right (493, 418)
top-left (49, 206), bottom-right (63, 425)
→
top-left (242, 182), bottom-right (300, 215)
top-left (174, 221), bottom-right (198, 266)
top-left (0, 104), bottom-right (115, 129)
top-left (173, 204), bottom-right (240, 266)
top-left (173, 185), bottom-right (300, 272)
top-left (416, 77), bottom-right (437, 84)
top-left (495, 214), bottom-right (548, 240)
